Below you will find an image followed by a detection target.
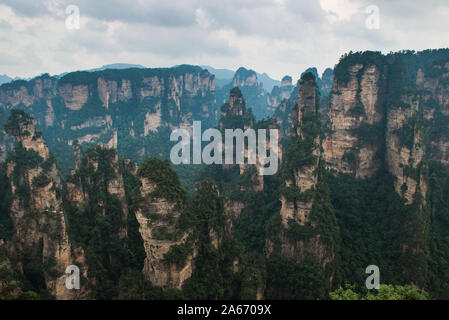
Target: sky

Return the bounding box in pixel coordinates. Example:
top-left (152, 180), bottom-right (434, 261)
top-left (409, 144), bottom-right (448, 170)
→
top-left (1, 0), bottom-right (449, 81)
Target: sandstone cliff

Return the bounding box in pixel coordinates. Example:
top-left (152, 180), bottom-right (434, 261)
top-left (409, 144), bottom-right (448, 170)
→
top-left (268, 73), bottom-right (335, 267)
top-left (265, 72), bottom-right (340, 298)
top-left (135, 158), bottom-right (195, 289)
top-left (219, 87), bottom-right (265, 192)
top-left (317, 50), bottom-right (449, 288)
top-left (3, 110), bottom-right (87, 299)
top-left (323, 63), bottom-right (386, 178)
top-left (0, 66), bottom-right (217, 174)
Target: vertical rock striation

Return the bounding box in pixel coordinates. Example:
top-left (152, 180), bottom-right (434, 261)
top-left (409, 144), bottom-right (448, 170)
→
top-left (3, 110), bottom-right (87, 299)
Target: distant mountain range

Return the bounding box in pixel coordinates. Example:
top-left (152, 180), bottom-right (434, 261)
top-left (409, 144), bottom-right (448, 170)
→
top-left (1, 64), bottom-right (146, 86)
top-left (0, 74), bottom-right (22, 85)
top-left (55, 63), bottom-right (147, 78)
top-left (201, 65), bottom-right (281, 91)
top-left (1, 63), bottom-right (282, 92)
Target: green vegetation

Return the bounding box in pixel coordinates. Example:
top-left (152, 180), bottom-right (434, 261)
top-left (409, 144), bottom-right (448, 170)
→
top-left (327, 170), bottom-right (429, 290)
top-left (0, 268), bottom-right (40, 300)
top-left (138, 158), bottom-right (187, 205)
top-left (59, 65), bottom-right (205, 87)
top-left (64, 146), bottom-right (147, 299)
top-left (0, 164), bottom-right (12, 241)
top-left (182, 180), bottom-right (243, 299)
top-left (266, 254), bottom-right (326, 299)
top-left (350, 122), bottom-right (384, 145)
top-left (350, 100), bottom-right (366, 116)
top-left (8, 65), bottom-right (219, 177)
top-left (163, 241), bottom-right (194, 268)
top-left (282, 136), bottom-right (318, 178)
top-left (427, 161), bottom-right (449, 298)
top-left (4, 50), bottom-right (449, 300)
top-left (4, 109), bottom-right (34, 137)
top-left (330, 284), bottom-right (429, 300)
top-left (394, 114), bottom-right (421, 150)
top-left (32, 172), bottom-right (51, 188)
top-left (334, 51), bottom-right (385, 84)
top-left (5, 146), bottom-right (43, 207)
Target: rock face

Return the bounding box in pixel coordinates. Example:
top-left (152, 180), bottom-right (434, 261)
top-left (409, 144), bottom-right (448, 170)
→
top-left (3, 110), bottom-right (87, 299)
top-left (385, 95), bottom-right (427, 204)
top-left (218, 67), bottom-right (270, 120)
top-left (321, 53), bottom-right (449, 204)
top-left (317, 51), bottom-right (449, 287)
top-left (0, 76), bottom-right (57, 109)
top-left (273, 83), bottom-right (299, 138)
top-left (280, 74), bottom-right (320, 226)
top-left (233, 67), bottom-right (258, 88)
top-left (0, 110), bottom-right (14, 161)
top-left (136, 179), bottom-right (194, 289)
top-left (0, 66), bottom-right (217, 173)
top-left (269, 73), bottom-right (331, 262)
top-left (281, 76), bottom-right (293, 87)
top-left (66, 145), bottom-right (129, 238)
top-left (219, 87), bottom-right (267, 191)
top-left (265, 72), bottom-right (340, 298)
top-left (274, 69), bottom-right (333, 139)
top-left (219, 87), bottom-right (248, 126)
top-left (59, 84), bottom-right (89, 111)
top-left (323, 63), bottom-right (385, 178)
top-left (301, 67), bottom-right (334, 97)
top-left (386, 62), bottom-right (449, 206)
top-left (424, 64), bottom-right (449, 165)
top-left (320, 68), bottom-right (334, 96)
top-left (4, 51), bottom-right (449, 299)
top-left (267, 75), bottom-right (295, 114)
top-left (135, 159), bottom-right (195, 289)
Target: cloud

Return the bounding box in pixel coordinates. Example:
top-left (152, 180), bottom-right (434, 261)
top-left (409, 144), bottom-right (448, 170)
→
top-left (195, 8), bottom-right (213, 29)
top-left (0, 0), bottom-right (449, 80)
top-left (320, 0), bottom-right (361, 23)
top-left (1, 0), bottom-right (51, 17)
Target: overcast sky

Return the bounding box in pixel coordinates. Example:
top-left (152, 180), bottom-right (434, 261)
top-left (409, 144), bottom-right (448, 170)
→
top-left (1, 0), bottom-right (449, 81)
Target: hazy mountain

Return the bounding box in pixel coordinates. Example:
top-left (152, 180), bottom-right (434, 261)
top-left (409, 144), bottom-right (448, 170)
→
top-left (0, 75), bottom-right (12, 85)
top-left (201, 65), bottom-right (280, 91)
top-left (0, 74), bottom-right (22, 85)
top-left (55, 63), bottom-right (146, 78)
top-left (257, 72), bottom-right (281, 91)
top-left (89, 63), bottom-right (146, 71)
top-left (201, 65), bottom-right (235, 79)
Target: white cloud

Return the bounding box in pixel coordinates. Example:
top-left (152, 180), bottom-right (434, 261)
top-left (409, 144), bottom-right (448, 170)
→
top-left (195, 8), bottom-right (213, 29)
top-left (320, 0), bottom-right (361, 23)
top-left (0, 1), bottom-right (449, 80)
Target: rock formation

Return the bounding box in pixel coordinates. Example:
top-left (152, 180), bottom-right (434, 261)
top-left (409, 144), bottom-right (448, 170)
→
top-left (268, 73), bottom-right (336, 268)
top-left (0, 66), bottom-right (217, 173)
top-left (135, 158), bottom-right (196, 289)
top-left (3, 110), bottom-right (87, 299)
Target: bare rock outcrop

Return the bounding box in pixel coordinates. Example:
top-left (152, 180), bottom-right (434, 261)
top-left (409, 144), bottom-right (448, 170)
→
top-left (136, 160), bottom-right (195, 290)
top-left (4, 110), bottom-right (87, 299)
top-left (323, 64), bottom-right (385, 178)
